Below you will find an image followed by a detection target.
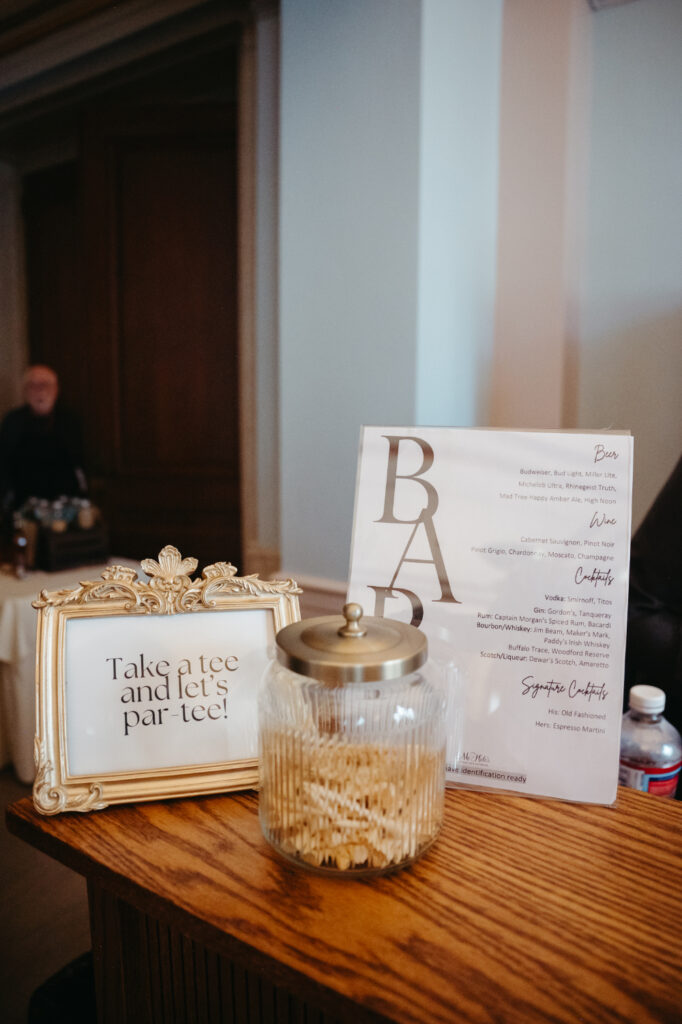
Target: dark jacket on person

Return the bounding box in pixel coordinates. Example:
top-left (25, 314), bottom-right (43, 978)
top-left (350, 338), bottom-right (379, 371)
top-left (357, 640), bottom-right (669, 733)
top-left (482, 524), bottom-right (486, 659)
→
top-left (0, 402), bottom-right (86, 512)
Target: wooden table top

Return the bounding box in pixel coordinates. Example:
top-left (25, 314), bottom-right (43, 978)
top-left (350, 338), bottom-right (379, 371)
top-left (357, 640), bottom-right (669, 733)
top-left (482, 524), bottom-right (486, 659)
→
top-left (7, 786), bottom-right (682, 1024)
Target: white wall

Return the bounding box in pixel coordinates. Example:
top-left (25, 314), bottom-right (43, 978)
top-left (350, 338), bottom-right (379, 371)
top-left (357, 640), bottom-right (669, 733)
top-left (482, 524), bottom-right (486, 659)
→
top-left (416, 0), bottom-right (502, 427)
top-left (279, 0), bottom-right (422, 581)
top-left (279, 0), bottom-right (503, 581)
top-left (490, 0), bottom-right (591, 429)
top-left (577, 0), bottom-right (682, 528)
top-left (277, 0), bottom-right (681, 582)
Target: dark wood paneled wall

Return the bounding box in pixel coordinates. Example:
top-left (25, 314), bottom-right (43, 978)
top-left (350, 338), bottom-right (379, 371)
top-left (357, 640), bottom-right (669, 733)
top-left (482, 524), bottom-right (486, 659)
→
top-left (81, 103), bottom-right (241, 568)
top-left (23, 161), bottom-right (82, 416)
top-left (21, 49), bottom-right (243, 570)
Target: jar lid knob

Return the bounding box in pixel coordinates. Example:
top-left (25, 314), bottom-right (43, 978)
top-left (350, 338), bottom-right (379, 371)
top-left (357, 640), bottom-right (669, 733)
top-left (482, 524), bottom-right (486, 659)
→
top-left (338, 603), bottom-right (367, 638)
top-left (274, 603), bottom-right (427, 683)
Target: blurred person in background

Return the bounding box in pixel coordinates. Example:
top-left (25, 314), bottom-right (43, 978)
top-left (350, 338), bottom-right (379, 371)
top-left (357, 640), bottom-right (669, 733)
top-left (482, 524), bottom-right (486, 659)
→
top-left (0, 365), bottom-right (87, 524)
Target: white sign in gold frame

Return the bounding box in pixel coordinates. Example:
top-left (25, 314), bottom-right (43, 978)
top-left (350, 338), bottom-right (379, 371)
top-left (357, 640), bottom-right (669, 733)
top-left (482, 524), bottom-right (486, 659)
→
top-left (32, 546), bottom-right (301, 815)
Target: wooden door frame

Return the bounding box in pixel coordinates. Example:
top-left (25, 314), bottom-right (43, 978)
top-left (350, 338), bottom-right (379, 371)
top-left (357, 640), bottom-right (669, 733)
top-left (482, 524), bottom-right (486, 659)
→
top-left (0, 0), bottom-right (276, 576)
top-left (236, 18), bottom-right (265, 576)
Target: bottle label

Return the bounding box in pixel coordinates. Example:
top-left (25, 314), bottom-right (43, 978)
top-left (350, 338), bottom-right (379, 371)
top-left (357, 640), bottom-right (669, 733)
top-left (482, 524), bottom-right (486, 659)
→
top-left (619, 758), bottom-right (682, 798)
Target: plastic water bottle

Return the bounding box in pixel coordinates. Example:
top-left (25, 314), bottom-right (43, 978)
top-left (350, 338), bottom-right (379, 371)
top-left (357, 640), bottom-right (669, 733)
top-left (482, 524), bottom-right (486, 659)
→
top-left (619, 685), bottom-right (682, 798)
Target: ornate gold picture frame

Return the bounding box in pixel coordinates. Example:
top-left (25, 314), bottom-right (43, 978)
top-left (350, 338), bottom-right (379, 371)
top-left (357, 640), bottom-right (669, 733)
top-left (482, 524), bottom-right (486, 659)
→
top-left (33, 546), bottom-right (301, 815)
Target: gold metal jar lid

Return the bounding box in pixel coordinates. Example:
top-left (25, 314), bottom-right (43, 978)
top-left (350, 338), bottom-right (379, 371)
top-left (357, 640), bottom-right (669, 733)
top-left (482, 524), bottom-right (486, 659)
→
top-left (274, 602), bottom-right (427, 684)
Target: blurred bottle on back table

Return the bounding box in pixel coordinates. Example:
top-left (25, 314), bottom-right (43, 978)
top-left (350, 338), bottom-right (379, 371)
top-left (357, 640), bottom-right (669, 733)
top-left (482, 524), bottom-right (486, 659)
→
top-left (12, 511), bottom-right (28, 579)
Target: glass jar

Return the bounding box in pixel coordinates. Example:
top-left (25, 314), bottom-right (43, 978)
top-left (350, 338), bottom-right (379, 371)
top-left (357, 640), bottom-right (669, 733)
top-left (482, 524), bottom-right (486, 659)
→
top-left (259, 603), bottom-right (446, 876)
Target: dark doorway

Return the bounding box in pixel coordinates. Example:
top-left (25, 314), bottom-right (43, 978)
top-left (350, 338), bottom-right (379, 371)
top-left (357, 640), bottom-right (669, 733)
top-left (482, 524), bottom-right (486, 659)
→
top-left (20, 43), bottom-right (242, 570)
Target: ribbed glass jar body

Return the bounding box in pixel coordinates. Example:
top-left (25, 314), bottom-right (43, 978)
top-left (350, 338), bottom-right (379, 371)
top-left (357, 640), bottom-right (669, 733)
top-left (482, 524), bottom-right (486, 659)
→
top-left (258, 662), bottom-right (446, 876)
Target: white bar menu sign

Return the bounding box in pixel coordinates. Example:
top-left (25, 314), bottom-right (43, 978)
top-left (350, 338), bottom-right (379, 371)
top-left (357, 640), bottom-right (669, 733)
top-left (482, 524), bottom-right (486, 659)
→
top-left (347, 428), bottom-right (633, 804)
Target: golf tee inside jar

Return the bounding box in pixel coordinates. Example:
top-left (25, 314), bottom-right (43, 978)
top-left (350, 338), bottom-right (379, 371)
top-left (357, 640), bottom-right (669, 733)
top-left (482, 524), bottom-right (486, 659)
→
top-left (258, 603), bottom-right (446, 876)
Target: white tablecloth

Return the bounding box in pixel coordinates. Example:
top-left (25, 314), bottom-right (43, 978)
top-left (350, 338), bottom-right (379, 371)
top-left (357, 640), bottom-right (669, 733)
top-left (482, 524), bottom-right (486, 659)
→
top-left (0, 559), bottom-right (140, 783)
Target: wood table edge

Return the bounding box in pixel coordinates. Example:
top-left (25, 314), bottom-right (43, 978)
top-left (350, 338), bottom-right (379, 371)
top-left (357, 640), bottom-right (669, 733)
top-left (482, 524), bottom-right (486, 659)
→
top-left (5, 796), bottom-right (395, 1024)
